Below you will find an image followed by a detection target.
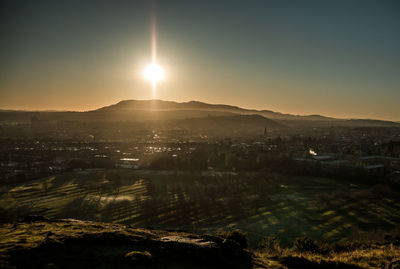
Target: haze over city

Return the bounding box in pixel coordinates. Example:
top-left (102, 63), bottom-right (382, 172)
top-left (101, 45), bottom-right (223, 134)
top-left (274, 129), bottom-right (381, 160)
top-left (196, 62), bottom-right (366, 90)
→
top-left (1, 0), bottom-right (399, 121)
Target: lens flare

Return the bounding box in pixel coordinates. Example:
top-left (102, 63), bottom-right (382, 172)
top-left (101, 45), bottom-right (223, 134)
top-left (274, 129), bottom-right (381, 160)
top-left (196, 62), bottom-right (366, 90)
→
top-left (144, 63), bottom-right (164, 83)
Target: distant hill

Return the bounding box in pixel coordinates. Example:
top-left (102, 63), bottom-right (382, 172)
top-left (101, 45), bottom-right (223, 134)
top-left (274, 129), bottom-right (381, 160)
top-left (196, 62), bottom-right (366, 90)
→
top-left (95, 100), bottom-right (335, 121)
top-left (93, 100), bottom-right (399, 127)
top-left (0, 99), bottom-right (398, 129)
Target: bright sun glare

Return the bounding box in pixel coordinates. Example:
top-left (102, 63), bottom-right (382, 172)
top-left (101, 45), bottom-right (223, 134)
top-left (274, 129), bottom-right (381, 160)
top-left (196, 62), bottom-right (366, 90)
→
top-left (144, 63), bottom-right (164, 83)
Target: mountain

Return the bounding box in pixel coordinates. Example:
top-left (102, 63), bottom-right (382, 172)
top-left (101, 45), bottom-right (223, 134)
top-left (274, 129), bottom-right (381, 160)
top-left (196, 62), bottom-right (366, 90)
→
top-left (0, 100), bottom-right (398, 129)
top-left (92, 99), bottom-right (399, 127)
top-left (95, 100), bottom-right (334, 121)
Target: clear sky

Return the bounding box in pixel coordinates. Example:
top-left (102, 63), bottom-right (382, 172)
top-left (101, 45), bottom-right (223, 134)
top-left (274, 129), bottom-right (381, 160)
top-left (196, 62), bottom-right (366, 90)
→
top-left (0, 0), bottom-right (399, 120)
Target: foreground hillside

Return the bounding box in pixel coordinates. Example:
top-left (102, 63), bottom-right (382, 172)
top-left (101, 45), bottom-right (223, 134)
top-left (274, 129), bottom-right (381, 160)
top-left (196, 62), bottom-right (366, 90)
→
top-left (0, 217), bottom-right (252, 269)
top-left (1, 217), bottom-right (400, 269)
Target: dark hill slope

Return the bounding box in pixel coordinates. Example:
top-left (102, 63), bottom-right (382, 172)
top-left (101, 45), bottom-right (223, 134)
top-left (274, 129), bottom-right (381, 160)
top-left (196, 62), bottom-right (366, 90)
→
top-left (177, 114), bottom-right (284, 136)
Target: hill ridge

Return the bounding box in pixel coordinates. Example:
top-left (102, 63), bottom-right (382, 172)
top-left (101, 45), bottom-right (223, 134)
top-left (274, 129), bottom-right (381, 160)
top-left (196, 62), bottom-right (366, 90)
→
top-left (94, 99), bottom-right (328, 121)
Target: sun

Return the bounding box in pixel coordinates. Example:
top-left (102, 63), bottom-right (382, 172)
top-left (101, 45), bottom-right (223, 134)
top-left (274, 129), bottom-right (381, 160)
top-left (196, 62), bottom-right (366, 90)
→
top-left (144, 63), bottom-right (164, 83)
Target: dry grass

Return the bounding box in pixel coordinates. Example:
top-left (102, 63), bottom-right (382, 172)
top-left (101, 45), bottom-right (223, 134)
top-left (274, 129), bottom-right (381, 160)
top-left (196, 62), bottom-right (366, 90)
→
top-left (254, 244), bottom-right (400, 268)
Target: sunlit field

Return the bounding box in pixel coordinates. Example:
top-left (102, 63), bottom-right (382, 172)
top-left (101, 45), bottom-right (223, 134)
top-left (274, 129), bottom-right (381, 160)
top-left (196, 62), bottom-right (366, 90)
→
top-left (1, 170), bottom-right (399, 247)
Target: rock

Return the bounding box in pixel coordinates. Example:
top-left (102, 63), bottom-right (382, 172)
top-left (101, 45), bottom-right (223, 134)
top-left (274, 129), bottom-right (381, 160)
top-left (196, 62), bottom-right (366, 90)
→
top-left (0, 218), bottom-right (253, 269)
top-left (125, 250), bottom-right (153, 265)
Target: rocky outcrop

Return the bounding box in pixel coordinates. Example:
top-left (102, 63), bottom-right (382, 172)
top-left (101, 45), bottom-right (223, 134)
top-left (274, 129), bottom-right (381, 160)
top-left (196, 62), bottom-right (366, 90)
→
top-left (0, 217), bottom-right (252, 268)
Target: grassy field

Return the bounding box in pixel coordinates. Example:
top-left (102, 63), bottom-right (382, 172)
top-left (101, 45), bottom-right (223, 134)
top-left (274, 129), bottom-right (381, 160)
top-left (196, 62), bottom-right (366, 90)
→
top-left (1, 169), bottom-right (399, 247)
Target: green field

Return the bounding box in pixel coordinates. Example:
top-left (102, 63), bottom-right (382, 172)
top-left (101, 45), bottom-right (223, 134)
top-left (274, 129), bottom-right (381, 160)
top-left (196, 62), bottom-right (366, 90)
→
top-left (1, 169), bottom-right (399, 246)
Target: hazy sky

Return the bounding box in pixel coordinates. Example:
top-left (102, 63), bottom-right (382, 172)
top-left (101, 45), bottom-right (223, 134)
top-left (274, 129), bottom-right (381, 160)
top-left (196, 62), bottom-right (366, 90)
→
top-left (1, 0), bottom-right (399, 120)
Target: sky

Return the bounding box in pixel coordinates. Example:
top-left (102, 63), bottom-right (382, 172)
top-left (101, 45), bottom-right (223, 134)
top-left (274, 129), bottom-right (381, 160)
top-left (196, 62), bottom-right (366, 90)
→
top-left (0, 0), bottom-right (399, 120)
